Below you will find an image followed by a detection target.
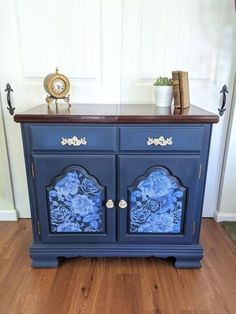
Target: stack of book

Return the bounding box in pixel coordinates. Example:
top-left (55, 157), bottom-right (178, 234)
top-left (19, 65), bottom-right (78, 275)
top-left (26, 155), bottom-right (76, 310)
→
top-left (172, 71), bottom-right (190, 109)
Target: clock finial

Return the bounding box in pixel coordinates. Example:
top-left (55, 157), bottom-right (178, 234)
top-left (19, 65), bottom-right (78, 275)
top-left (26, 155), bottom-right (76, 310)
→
top-left (55, 67), bottom-right (59, 74)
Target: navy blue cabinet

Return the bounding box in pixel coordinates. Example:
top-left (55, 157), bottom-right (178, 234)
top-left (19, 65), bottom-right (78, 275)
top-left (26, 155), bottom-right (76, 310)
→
top-left (32, 154), bottom-right (116, 243)
top-left (118, 155), bottom-right (200, 244)
top-left (15, 104), bottom-right (218, 268)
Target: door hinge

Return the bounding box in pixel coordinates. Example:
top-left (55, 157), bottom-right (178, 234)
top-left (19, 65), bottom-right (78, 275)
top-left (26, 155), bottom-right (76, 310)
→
top-left (193, 221), bottom-right (196, 235)
top-left (37, 220), bottom-right (41, 235)
top-left (31, 162), bottom-right (35, 179)
top-left (198, 164), bottom-right (202, 179)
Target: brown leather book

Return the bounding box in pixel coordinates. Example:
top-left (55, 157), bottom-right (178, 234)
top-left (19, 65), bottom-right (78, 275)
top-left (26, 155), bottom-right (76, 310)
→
top-left (179, 71), bottom-right (190, 109)
top-left (172, 71), bottom-right (181, 109)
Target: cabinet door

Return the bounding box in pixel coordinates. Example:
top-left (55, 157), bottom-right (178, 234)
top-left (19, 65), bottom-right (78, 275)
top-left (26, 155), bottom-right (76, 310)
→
top-left (32, 154), bottom-right (116, 243)
top-left (118, 155), bottom-right (200, 244)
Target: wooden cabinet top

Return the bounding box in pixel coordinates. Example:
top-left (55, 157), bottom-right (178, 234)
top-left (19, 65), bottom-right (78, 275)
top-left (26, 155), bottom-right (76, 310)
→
top-left (14, 104), bottom-right (219, 124)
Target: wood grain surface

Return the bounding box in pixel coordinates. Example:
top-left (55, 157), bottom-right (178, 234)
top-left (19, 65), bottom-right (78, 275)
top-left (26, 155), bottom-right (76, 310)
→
top-left (0, 219), bottom-right (235, 314)
top-left (14, 104), bottom-right (219, 124)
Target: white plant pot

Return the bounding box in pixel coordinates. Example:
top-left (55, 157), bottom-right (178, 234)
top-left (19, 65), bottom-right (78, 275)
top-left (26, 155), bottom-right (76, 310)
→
top-left (154, 86), bottom-right (173, 107)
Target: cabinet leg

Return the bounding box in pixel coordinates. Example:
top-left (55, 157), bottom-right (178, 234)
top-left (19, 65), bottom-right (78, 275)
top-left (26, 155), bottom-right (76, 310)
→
top-left (31, 257), bottom-right (59, 268)
top-left (175, 257), bottom-right (202, 269)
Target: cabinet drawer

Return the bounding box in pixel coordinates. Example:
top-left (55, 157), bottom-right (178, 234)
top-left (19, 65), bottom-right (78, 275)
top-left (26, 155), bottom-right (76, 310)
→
top-left (30, 125), bottom-right (116, 151)
top-left (119, 126), bottom-right (204, 151)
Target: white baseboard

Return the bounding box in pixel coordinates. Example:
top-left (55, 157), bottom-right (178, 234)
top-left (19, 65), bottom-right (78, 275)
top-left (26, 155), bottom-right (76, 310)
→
top-left (214, 211), bottom-right (236, 222)
top-left (0, 210), bottom-right (18, 221)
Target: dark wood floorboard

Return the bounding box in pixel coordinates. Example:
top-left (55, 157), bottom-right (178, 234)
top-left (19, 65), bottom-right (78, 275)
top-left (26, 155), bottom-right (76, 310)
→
top-left (0, 219), bottom-right (235, 314)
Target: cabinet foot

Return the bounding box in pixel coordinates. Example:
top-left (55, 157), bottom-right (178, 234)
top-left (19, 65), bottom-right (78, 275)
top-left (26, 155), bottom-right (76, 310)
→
top-left (175, 257), bottom-right (202, 269)
top-left (31, 257), bottom-right (59, 268)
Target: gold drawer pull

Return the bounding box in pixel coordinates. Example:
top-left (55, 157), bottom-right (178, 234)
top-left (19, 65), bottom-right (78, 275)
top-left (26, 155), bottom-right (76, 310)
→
top-left (119, 200), bottom-right (127, 209)
top-left (146, 136), bottom-right (173, 146)
top-left (106, 200), bottom-right (114, 208)
top-left (61, 136), bottom-right (87, 146)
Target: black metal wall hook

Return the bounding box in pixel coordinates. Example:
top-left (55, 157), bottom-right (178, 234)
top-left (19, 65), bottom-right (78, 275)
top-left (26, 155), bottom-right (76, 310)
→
top-left (5, 83), bottom-right (15, 116)
top-left (218, 85), bottom-right (228, 117)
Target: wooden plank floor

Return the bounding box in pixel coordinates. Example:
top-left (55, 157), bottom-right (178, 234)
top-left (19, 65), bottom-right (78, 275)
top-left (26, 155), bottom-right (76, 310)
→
top-left (0, 219), bottom-right (235, 314)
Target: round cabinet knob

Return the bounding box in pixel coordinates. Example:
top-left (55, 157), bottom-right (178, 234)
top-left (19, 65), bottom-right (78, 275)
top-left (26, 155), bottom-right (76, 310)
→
top-left (119, 200), bottom-right (127, 209)
top-left (106, 200), bottom-right (114, 208)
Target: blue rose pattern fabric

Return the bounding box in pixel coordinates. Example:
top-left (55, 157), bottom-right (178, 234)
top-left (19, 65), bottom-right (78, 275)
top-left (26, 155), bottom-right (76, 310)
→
top-left (130, 168), bottom-right (184, 233)
top-left (48, 170), bottom-right (102, 233)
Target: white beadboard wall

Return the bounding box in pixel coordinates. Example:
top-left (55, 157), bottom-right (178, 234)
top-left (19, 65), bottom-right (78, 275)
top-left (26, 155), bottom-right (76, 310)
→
top-left (14, 0), bottom-right (122, 104)
top-left (121, 0), bottom-right (222, 103)
top-left (17, 0), bottom-right (222, 81)
top-left (17, 0), bottom-right (101, 80)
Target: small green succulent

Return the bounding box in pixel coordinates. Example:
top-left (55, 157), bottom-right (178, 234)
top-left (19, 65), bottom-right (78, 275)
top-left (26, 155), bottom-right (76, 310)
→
top-left (153, 77), bottom-right (173, 86)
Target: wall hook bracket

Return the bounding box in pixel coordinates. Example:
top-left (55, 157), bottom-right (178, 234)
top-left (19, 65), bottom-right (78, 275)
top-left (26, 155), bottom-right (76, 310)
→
top-left (5, 83), bottom-right (15, 116)
top-left (218, 85), bottom-right (228, 117)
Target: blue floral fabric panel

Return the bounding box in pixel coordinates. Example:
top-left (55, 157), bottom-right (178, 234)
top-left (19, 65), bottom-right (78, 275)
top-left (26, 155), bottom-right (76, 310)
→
top-left (48, 170), bottom-right (102, 233)
top-left (130, 169), bottom-right (184, 233)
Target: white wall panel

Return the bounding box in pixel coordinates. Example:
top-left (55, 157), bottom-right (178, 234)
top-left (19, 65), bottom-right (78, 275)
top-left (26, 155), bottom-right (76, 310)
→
top-left (17, 0), bottom-right (101, 80)
top-left (139, 0), bottom-right (221, 80)
top-left (217, 85), bottom-right (236, 220)
top-left (0, 101), bottom-right (17, 220)
top-left (121, 0), bottom-right (223, 104)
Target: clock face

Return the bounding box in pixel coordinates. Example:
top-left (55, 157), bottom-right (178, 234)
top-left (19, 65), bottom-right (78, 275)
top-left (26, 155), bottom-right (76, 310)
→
top-left (44, 69), bottom-right (70, 100)
top-left (51, 79), bottom-right (65, 94)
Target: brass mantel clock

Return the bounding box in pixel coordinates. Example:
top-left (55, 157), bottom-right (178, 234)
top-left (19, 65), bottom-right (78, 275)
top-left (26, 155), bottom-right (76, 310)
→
top-left (43, 68), bottom-right (70, 107)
